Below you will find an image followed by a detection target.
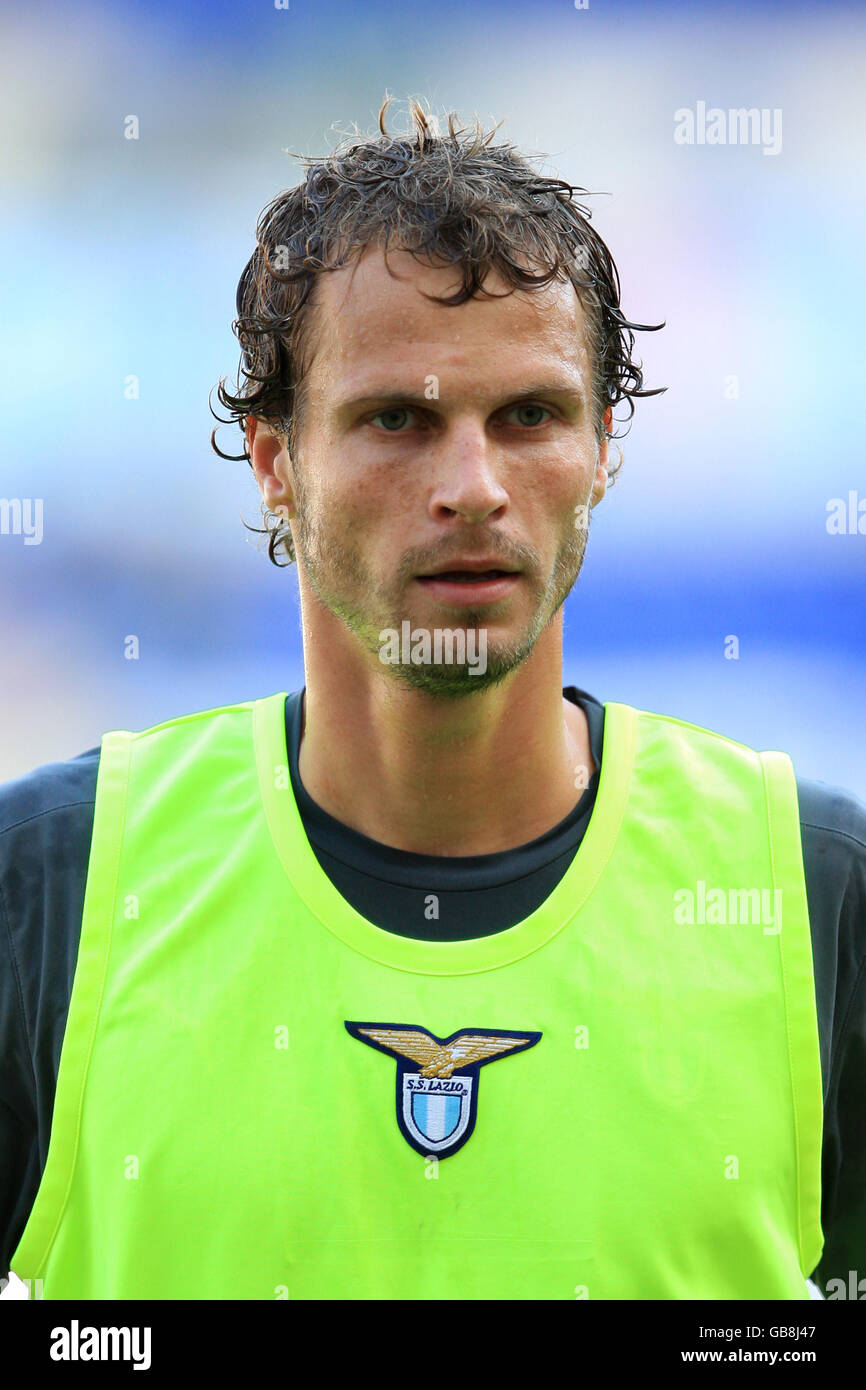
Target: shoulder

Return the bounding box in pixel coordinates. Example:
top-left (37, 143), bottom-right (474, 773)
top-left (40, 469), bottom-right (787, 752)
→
top-left (0, 747), bottom-right (100, 944)
top-left (0, 746), bottom-right (100, 1005)
top-left (796, 775), bottom-right (866, 853)
top-left (0, 746), bottom-right (100, 842)
top-left (796, 775), bottom-right (866, 946)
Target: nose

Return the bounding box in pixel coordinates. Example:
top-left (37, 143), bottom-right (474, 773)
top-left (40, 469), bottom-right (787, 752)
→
top-left (426, 420), bottom-right (510, 524)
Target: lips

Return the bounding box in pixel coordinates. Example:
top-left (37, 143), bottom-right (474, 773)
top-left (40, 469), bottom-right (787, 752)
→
top-left (424, 570), bottom-right (513, 582)
top-left (418, 556), bottom-right (520, 577)
top-left (414, 569), bottom-right (522, 606)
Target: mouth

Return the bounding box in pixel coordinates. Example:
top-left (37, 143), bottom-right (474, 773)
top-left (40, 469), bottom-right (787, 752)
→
top-left (415, 569), bottom-right (521, 605)
top-left (420, 569), bottom-right (515, 582)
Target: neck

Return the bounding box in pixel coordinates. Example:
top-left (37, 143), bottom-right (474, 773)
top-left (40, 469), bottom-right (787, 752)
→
top-left (296, 613), bottom-right (594, 857)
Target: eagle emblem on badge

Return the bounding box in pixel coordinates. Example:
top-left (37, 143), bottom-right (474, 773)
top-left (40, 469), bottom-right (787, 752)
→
top-left (345, 1022), bottom-right (542, 1159)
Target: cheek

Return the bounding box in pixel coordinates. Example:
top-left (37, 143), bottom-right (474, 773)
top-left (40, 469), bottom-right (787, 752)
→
top-left (313, 466), bottom-right (415, 574)
top-left (517, 457), bottom-right (589, 525)
top-left (342, 455), bottom-right (420, 533)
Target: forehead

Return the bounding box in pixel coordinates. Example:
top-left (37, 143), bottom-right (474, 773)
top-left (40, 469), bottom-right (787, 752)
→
top-left (302, 243), bottom-right (590, 391)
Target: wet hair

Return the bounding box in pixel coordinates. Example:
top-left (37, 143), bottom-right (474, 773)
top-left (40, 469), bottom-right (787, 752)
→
top-left (212, 95), bottom-right (666, 565)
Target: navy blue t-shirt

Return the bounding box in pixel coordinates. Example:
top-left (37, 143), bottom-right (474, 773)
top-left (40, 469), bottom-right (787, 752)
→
top-left (1, 687), bottom-right (865, 1293)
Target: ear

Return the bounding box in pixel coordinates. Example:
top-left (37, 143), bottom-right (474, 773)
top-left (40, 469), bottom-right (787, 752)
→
top-left (590, 407), bottom-right (612, 508)
top-left (246, 416), bottom-right (296, 520)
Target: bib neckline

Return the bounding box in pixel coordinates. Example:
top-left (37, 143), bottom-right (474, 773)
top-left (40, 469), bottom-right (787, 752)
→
top-left (254, 691), bottom-right (635, 976)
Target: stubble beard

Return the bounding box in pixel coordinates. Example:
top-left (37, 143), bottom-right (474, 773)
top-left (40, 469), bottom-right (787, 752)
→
top-left (293, 496), bottom-right (591, 699)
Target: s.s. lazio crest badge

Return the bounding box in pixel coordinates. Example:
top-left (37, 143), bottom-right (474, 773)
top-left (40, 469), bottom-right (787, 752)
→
top-left (345, 1022), bottom-right (542, 1159)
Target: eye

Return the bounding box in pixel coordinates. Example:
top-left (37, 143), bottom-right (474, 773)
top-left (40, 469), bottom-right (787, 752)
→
top-left (507, 403), bottom-right (554, 427)
top-left (369, 407), bottom-right (418, 432)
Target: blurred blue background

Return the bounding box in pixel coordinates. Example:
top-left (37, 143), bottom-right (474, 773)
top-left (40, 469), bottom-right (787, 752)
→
top-left (0, 0), bottom-right (863, 796)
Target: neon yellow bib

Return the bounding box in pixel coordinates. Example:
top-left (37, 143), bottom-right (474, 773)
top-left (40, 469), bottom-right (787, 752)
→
top-left (12, 694), bottom-right (823, 1299)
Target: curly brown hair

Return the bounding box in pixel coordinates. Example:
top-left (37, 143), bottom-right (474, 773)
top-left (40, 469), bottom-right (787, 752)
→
top-left (211, 95), bottom-right (666, 566)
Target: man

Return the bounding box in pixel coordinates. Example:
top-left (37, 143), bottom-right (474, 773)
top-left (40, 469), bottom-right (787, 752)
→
top-left (2, 99), bottom-right (864, 1301)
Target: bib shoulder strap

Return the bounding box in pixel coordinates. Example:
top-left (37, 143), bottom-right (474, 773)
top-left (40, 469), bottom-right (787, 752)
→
top-left (10, 728), bottom-right (133, 1284)
top-left (759, 747), bottom-right (824, 1278)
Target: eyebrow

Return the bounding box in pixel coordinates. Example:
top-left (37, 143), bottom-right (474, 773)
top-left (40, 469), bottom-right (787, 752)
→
top-left (334, 380), bottom-right (586, 417)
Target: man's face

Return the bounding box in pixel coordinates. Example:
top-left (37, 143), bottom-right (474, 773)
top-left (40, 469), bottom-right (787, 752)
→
top-left (278, 244), bottom-right (608, 696)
